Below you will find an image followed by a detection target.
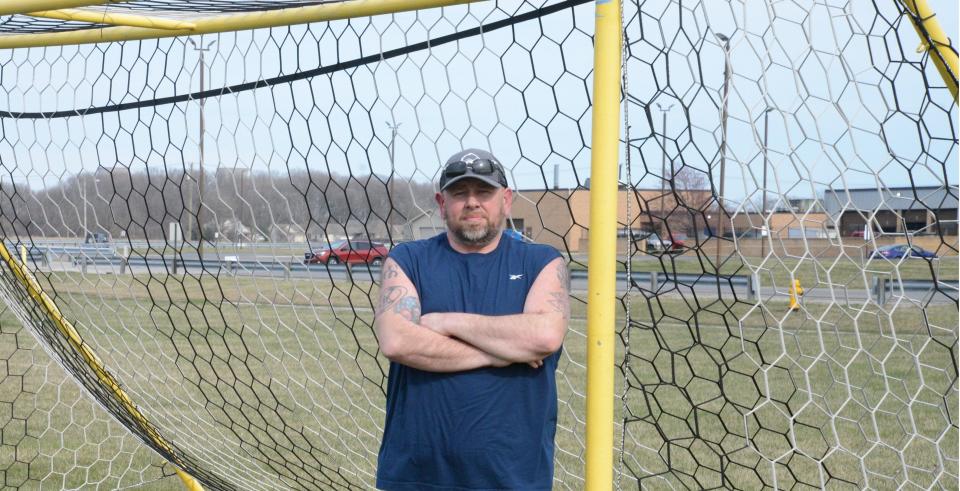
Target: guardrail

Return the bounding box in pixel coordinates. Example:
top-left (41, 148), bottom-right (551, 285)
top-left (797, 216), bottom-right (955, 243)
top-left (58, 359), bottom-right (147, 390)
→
top-left (2, 243), bottom-right (51, 266)
top-left (871, 276), bottom-right (959, 305)
top-left (569, 269), bottom-right (755, 298)
top-left (68, 255), bottom-right (758, 297)
top-left (3, 242), bottom-right (115, 267)
top-left (75, 254), bottom-right (362, 278)
top-left (31, 239), bottom-right (323, 252)
top-left (38, 252), bottom-right (960, 306)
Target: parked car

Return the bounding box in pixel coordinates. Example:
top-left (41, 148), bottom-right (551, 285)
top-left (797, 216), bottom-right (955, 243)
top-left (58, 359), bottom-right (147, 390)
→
top-left (504, 228), bottom-right (525, 241)
top-left (722, 228), bottom-right (762, 239)
top-left (304, 240), bottom-right (388, 266)
top-left (85, 232), bottom-right (111, 244)
top-left (870, 244), bottom-right (937, 259)
top-left (643, 233), bottom-right (686, 253)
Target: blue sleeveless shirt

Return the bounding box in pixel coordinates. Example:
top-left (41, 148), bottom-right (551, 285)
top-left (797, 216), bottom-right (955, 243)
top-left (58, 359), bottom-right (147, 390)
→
top-left (376, 232), bottom-right (562, 490)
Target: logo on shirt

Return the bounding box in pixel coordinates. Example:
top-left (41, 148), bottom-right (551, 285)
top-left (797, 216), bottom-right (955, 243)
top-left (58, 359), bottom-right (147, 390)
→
top-left (509, 274), bottom-right (524, 280)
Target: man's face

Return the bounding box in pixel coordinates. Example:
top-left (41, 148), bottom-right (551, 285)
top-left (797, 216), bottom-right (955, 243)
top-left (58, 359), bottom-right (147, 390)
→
top-left (436, 179), bottom-right (513, 248)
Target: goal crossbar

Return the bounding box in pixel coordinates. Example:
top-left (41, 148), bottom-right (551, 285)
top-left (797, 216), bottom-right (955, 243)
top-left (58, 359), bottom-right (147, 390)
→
top-left (0, 0), bottom-right (480, 49)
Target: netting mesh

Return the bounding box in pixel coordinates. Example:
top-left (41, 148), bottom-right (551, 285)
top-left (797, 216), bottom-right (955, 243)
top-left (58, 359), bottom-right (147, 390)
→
top-left (0, 0), bottom-right (956, 489)
top-left (0, 306), bottom-right (175, 489)
top-left (617, 1), bottom-right (957, 488)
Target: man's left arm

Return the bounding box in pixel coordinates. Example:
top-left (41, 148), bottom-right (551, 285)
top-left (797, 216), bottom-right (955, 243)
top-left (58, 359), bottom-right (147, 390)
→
top-left (420, 257), bottom-right (570, 364)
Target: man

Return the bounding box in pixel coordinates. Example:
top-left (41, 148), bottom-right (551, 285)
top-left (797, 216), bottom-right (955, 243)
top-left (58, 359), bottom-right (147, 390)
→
top-left (375, 149), bottom-right (569, 490)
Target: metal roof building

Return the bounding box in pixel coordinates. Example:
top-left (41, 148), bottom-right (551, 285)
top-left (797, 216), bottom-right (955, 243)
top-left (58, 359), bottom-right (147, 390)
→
top-left (823, 185), bottom-right (958, 236)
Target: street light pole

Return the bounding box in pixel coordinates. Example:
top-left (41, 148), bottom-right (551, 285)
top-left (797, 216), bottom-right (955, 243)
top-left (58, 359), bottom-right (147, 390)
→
top-left (387, 121), bottom-right (400, 165)
top-left (715, 32), bottom-right (731, 265)
top-left (188, 38), bottom-right (215, 260)
top-left (386, 120), bottom-right (401, 200)
top-left (81, 174), bottom-right (101, 240)
top-left (657, 103), bottom-right (673, 233)
top-left (81, 175), bottom-right (87, 239)
top-left (761, 107), bottom-right (773, 258)
top-left (239, 168), bottom-right (249, 243)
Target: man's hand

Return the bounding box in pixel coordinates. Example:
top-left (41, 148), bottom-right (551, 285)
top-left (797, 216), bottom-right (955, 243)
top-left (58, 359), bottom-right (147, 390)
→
top-left (489, 350), bottom-right (543, 369)
top-left (486, 353), bottom-right (513, 368)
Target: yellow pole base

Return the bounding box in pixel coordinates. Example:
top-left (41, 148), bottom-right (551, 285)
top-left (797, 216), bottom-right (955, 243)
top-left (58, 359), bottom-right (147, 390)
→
top-left (176, 469), bottom-right (205, 491)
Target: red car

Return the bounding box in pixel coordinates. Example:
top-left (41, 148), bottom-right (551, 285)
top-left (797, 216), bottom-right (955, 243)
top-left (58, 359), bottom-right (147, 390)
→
top-left (644, 232), bottom-right (687, 253)
top-left (304, 240), bottom-right (388, 266)
top-left (669, 233), bottom-right (687, 250)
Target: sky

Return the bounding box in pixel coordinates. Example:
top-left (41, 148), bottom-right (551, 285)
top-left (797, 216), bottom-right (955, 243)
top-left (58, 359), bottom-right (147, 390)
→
top-left (0, 0), bottom-right (956, 212)
top-left (936, 0), bottom-right (957, 41)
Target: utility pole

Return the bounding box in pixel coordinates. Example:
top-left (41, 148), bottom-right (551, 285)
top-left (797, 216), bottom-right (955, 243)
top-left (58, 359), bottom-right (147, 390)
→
top-left (81, 174), bottom-right (87, 239)
top-left (761, 106), bottom-right (773, 258)
top-left (188, 38), bottom-right (215, 261)
top-left (715, 32), bottom-right (731, 265)
top-left (387, 121), bottom-right (400, 165)
top-left (81, 174), bottom-right (101, 240)
top-left (386, 120), bottom-right (402, 229)
top-left (656, 103), bottom-right (673, 234)
top-left (239, 168), bottom-right (249, 243)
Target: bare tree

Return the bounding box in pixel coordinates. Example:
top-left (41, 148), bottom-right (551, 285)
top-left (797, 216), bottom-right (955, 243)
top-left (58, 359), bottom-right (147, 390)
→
top-left (10, 166), bottom-right (435, 243)
top-left (665, 166), bottom-right (713, 236)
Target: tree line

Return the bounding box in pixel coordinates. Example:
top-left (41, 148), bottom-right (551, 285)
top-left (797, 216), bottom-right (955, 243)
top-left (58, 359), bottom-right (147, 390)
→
top-left (0, 166), bottom-right (437, 242)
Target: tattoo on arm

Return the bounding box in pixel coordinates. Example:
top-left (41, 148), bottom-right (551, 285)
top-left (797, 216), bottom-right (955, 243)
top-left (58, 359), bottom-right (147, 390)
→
top-left (556, 261), bottom-right (570, 290)
top-left (548, 262), bottom-right (571, 319)
top-left (548, 292), bottom-right (570, 319)
top-left (379, 285), bottom-right (405, 312)
top-left (377, 285), bottom-right (421, 323)
top-left (382, 262), bottom-right (399, 280)
top-left (395, 296), bottom-right (421, 323)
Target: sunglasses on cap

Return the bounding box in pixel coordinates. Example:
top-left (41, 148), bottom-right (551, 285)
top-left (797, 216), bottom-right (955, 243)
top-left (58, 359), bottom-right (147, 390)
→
top-left (439, 159), bottom-right (508, 189)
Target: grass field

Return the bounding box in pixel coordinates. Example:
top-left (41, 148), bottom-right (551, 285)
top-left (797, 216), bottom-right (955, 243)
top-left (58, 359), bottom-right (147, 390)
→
top-left (576, 254), bottom-right (960, 286)
top-left (1, 270), bottom-right (957, 489)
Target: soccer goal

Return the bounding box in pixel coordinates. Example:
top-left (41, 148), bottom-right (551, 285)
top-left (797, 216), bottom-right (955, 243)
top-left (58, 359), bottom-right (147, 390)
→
top-left (0, 0), bottom-right (956, 489)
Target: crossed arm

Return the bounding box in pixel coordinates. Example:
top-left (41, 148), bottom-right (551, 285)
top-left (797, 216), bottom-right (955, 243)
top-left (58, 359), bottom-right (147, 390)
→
top-left (374, 257), bottom-right (569, 372)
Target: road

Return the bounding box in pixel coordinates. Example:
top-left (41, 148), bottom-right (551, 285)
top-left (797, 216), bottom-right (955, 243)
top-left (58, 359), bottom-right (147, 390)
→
top-left (40, 253), bottom-right (957, 306)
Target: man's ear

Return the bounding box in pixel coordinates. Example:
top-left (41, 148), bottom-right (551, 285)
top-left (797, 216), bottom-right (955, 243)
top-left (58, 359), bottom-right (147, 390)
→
top-left (435, 192), bottom-right (445, 217)
top-left (502, 187), bottom-right (513, 215)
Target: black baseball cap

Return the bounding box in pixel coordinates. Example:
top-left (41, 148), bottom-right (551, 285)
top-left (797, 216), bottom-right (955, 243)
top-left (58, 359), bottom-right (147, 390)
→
top-left (438, 149), bottom-right (508, 191)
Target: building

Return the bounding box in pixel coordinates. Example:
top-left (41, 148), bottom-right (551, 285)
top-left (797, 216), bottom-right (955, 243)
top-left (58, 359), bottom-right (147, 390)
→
top-left (729, 210), bottom-right (832, 239)
top-left (509, 187), bottom-right (714, 253)
top-left (404, 210), bottom-right (445, 240)
top-left (822, 185), bottom-right (958, 236)
top-left (269, 223), bottom-right (307, 242)
top-left (777, 197), bottom-right (825, 213)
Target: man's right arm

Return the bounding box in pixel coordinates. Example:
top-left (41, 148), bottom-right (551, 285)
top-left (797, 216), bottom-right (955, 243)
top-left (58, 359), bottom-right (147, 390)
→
top-left (374, 257), bottom-right (504, 372)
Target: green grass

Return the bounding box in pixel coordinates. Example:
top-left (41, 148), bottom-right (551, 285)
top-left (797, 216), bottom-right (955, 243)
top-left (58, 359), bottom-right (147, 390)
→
top-left (1, 271), bottom-right (956, 489)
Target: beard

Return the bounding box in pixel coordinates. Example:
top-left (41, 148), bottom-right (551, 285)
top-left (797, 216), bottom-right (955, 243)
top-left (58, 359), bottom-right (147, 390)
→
top-left (445, 210), bottom-right (504, 248)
